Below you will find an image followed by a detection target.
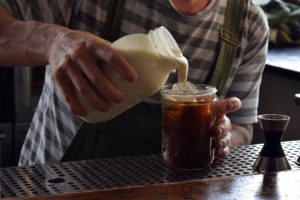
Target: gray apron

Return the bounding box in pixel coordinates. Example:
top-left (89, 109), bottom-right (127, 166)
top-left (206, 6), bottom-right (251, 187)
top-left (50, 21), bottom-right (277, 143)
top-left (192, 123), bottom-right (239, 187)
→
top-left (61, 102), bottom-right (162, 161)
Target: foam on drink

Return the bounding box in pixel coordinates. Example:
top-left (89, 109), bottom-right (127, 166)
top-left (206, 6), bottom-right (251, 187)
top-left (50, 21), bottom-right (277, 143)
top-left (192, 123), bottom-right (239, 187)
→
top-left (162, 82), bottom-right (216, 103)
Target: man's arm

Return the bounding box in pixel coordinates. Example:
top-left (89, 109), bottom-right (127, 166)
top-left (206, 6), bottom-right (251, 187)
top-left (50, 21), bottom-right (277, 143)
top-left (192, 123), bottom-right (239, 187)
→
top-left (0, 4), bottom-right (57, 66)
top-left (0, 4), bottom-right (137, 116)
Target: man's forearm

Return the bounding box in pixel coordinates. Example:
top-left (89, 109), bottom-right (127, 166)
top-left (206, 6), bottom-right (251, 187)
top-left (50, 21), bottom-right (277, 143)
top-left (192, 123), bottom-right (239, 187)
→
top-left (231, 124), bottom-right (253, 146)
top-left (0, 4), bottom-right (66, 67)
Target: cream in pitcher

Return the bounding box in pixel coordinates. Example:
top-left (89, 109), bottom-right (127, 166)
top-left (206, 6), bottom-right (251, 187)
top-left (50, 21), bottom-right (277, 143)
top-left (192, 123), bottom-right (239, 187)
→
top-left (79, 26), bottom-right (189, 123)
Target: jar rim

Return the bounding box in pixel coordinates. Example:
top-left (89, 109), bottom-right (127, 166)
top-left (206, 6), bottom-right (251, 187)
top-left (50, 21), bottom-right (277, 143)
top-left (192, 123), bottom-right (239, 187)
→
top-left (160, 83), bottom-right (217, 96)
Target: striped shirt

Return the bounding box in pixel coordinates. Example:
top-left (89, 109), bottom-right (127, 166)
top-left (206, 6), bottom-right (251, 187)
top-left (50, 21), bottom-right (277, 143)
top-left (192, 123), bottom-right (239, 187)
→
top-left (1, 0), bottom-right (269, 166)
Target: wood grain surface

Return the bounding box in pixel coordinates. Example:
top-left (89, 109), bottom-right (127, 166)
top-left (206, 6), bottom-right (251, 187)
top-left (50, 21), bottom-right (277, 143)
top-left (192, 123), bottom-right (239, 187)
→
top-left (6, 169), bottom-right (300, 200)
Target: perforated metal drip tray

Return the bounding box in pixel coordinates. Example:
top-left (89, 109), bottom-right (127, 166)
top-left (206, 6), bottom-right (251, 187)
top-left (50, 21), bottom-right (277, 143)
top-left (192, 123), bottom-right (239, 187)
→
top-left (1, 141), bottom-right (300, 199)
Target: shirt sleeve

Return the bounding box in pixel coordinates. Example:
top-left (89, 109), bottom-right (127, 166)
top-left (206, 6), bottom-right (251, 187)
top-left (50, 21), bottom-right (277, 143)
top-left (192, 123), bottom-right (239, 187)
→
top-left (0, 0), bottom-right (80, 26)
top-left (226, 3), bottom-right (270, 124)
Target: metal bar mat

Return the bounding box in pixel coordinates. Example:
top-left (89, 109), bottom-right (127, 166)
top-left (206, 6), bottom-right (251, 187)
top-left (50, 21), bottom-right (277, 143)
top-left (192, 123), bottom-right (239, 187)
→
top-left (1, 141), bottom-right (300, 199)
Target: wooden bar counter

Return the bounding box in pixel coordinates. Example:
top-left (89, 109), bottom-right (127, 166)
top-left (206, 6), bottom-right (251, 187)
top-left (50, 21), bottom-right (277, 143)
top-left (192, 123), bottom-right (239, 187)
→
top-left (1, 141), bottom-right (300, 200)
top-left (10, 169), bottom-right (300, 200)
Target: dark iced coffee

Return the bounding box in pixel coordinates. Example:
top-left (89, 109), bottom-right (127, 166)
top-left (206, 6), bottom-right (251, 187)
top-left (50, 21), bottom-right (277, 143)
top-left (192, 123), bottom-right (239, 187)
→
top-left (161, 83), bottom-right (216, 170)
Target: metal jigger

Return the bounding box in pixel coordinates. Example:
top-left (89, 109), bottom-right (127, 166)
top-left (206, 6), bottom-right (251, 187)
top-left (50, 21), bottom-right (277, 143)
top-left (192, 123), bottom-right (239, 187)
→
top-left (253, 114), bottom-right (291, 172)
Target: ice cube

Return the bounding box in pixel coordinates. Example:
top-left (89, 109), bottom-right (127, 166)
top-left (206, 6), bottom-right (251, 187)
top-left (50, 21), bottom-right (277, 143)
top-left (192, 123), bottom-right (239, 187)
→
top-left (171, 82), bottom-right (199, 95)
top-left (167, 82), bottom-right (199, 102)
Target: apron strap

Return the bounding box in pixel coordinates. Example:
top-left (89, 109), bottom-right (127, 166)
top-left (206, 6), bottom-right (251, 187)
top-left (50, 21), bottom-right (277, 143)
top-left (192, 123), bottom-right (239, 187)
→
top-left (209, 0), bottom-right (244, 96)
top-left (102, 0), bottom-right (127, 42)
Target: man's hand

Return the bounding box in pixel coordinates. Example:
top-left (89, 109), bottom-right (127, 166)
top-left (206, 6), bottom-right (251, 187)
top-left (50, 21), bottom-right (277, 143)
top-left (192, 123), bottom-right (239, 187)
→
top-left (212, 97), bottom-right (252, 159)
top-left (48, 29), bottom-right (138, 116)
top-left (0, 5), bottom-right (138, 117)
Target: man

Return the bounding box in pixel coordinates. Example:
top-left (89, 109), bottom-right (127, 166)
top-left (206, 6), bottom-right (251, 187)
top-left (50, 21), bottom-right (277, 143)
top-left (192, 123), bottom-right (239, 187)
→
top-left (0, 0), bottom-right (269, 166)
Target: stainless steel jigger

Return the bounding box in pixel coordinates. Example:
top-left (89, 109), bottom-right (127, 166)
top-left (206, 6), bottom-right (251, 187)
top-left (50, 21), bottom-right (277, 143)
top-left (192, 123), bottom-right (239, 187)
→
top-left (253, 114), bottom-right (291, 172)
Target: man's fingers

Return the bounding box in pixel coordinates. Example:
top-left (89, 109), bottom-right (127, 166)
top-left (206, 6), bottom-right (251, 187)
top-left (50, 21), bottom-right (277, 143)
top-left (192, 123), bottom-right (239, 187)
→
top-left (213, 117), bottom-right (231, 139)
top-left (212, 97), bottom-right (240, 159)
top-left (54, 69), bottom-right (86, 116)
top-left (214, 133), bottom-right (232, 159)
top-left (64, 56), bottom-right (111, 112)
top-left (71, 47), bottom-right (125, 104)
top-left (214, 97), bottom-right (241, 119)
top-left (51, 35), bottom-right (139, 116)
top-left (93, 44), bottom-right (138, 82)
top-left (216, 146), bottom-right (230, 159)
